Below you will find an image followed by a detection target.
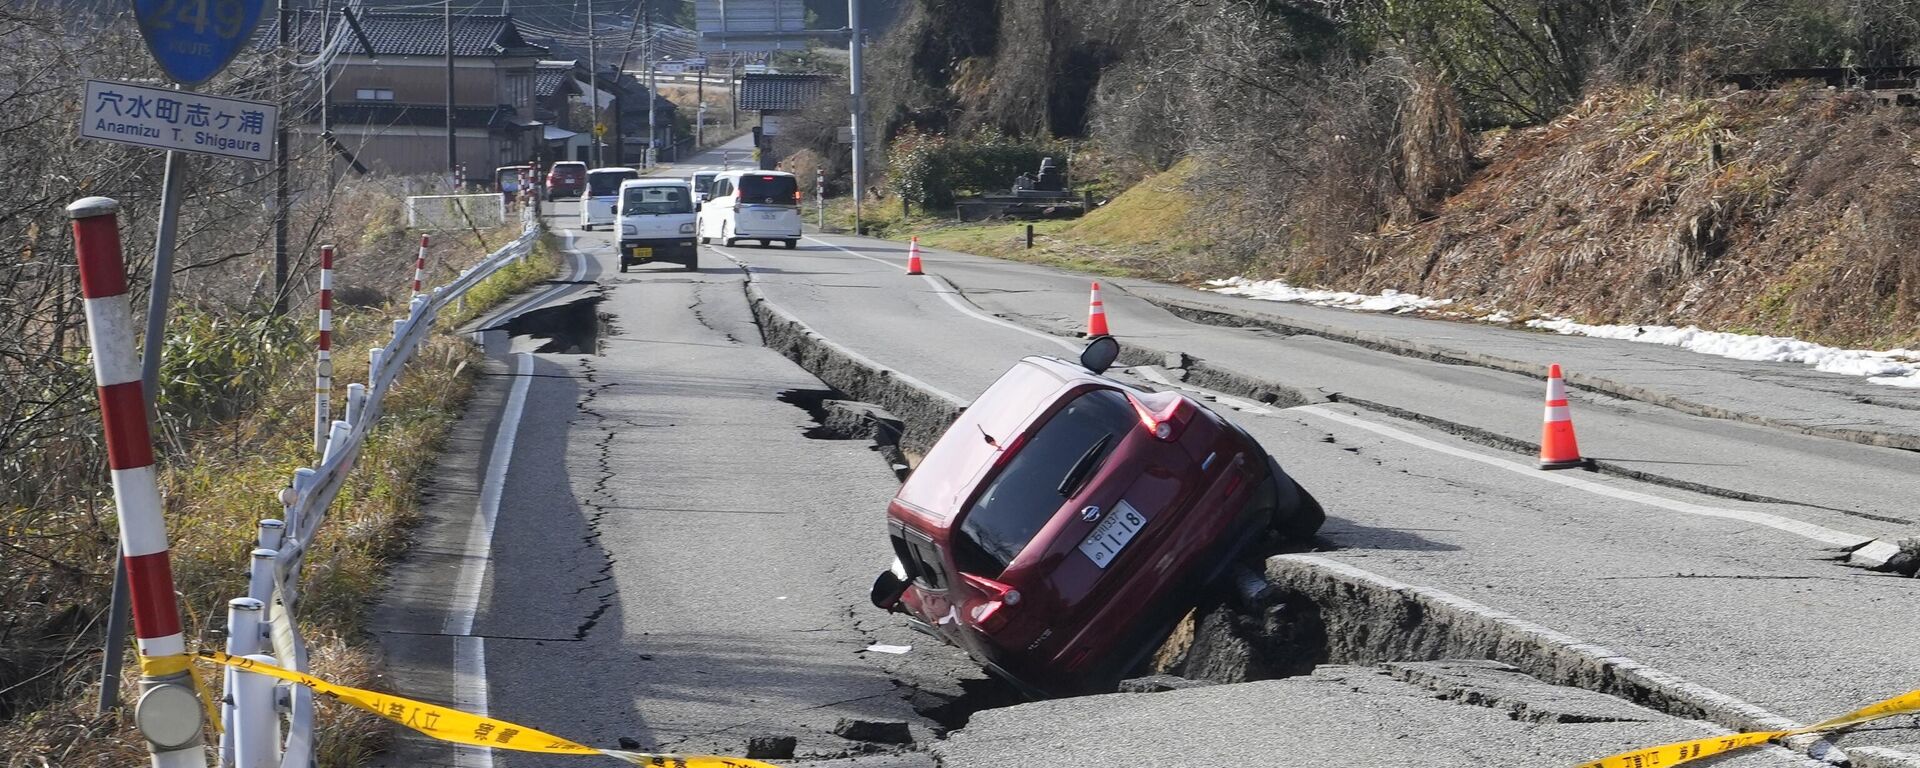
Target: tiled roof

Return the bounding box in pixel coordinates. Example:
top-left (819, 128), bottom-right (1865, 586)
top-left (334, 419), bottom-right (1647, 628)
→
top-left (535, 66), bottom-right (578, 98)
top-left (736, 73), bottom-right (831, 112)
top-left (260, 12), bottom-right (548, 58)
top-left (325, 103), bottom-right (522, 131)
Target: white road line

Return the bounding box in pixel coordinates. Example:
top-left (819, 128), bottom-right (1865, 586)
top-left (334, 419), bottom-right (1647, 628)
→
top-left (1295, 404), bottom-right (1876, 549)
top-left (444, 352), bottom-right (532, 633)
top-left (451, 636), bottom-right (491, 768)
top-left (802, 234), bottom-right (1080, 352)
top-left (442, 229), bottom-right (592, 767)
top-left (440, 352), bottom-right (534, 768)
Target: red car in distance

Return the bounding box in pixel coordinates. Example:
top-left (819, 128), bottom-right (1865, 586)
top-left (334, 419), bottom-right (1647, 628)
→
top-left (871, 337), bottom-right (1323, 697)
top-left (545, 161), bottom-right (588, 200)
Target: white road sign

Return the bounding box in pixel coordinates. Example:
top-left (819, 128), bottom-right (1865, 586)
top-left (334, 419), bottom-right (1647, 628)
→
top-left (80, 79), bottom-right (278, 162)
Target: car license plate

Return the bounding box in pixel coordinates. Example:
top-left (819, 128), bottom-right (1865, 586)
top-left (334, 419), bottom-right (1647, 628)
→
top-left (1078, 500), bottom-right (1146, 569)
top-left (629, 247), bottom-right (651, 259)
top-left (759, 212), bottom-right (778, 221)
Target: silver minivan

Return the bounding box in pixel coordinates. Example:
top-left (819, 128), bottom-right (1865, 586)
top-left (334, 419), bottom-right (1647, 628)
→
top-left (578, 167), bottom-right (639, 231)
top-left (697, 170), bottom-right (802, 249)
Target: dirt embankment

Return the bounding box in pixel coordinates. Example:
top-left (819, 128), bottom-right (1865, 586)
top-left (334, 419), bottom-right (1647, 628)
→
top-left (1363, 86), bottom-right (1920, 349)
top-left (963, 87), bottom-right (1920, 350)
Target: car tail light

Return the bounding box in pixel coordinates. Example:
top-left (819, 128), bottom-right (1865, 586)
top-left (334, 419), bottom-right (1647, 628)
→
top-left (1127, 393), bottom-right (1194, 441)
top-left (793, 189), bottom-right (803, 205)
top-left (960, 572), bottom-right (1021, 632)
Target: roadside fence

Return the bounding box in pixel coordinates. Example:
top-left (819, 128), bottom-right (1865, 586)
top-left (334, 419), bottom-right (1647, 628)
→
top-left (72, 195), bottom-right (540, 768)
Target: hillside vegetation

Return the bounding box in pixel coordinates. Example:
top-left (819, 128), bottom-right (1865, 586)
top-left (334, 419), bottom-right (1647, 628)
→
top-left (819, 0), bottom-right (1920, 349)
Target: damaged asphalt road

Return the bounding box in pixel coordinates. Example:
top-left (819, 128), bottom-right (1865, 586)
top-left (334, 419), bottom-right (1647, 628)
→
top-left (373, 176), bottom-right (1915, 768)
top-left (374, 199), bottom-right (986, 768)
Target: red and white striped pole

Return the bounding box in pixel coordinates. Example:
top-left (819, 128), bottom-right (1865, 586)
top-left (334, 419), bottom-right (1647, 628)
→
top-left (315, 244), bottom-right (335, 457)
top-left (69, 196), bottom-right (209, 767)
top-left (412, 234), bottom-right (428, 296)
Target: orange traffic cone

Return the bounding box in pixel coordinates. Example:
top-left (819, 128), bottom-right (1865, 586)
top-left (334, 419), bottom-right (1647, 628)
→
top-left (1539, 363), bottom-right (1584, 470)
top-left (1087, 282), bottom-right (1111, 337)
top-left (906, 237), bottom-right (924, 275)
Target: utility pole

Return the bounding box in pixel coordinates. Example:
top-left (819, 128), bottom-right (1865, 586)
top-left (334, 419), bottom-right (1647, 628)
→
top-left (730, 56), bottom-right (739, 128)
top-left (645, 1), bottom-right (656, 167)
top-left (274, 0), bottom-right (292, 314)
top-left (695, 61), bottom-right (705, 147)
top-left (848, 0), bottom-right (865, 235)
top-left (586, 0), bottom-right (600, 168)
top-left (445, 0), bottom-right (457, 183)
top-left (319, 2), bottom-right (333, 192)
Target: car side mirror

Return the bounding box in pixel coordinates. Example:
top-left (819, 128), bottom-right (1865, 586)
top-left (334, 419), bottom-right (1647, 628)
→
top-left (1080, 335), bottom-right (1120, 374)
top-left (870, 569), bottom-right (911, 613)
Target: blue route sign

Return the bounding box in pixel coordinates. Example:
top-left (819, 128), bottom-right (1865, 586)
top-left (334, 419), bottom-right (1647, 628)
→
top-left (134, 0), bottom-right (270, 86)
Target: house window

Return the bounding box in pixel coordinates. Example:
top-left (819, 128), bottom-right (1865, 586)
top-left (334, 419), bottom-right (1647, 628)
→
top-left (509, 75), bottom-right (530, 108)
top-left (354, 88), bottom-right (395, 101)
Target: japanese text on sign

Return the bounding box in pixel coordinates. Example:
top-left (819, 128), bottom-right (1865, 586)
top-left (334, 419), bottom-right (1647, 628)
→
top-left (79, 79), bottom-right (277, 162)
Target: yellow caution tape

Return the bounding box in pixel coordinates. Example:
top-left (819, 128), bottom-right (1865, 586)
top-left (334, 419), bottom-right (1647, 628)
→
top-left (1575, 730), bottom-right (1782, 768)
top-left (1577, 687), bottom-right (1920, 768)
top-left (197, 651), bottom-right (781, 767)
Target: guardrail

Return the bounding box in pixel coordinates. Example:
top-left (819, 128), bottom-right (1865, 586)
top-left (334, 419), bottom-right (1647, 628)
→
top-left (73, 193), bottom-right (541, 768)
top-left (226, 203), bottom-right (539, 768)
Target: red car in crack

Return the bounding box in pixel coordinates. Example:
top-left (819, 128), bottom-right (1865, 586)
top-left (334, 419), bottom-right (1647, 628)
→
top-left (870, 337), bottom-right (1323, 697)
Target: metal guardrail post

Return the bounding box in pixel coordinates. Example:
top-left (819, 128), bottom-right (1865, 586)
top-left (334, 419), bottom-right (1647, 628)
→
top-left (345, 383), bottom-right (367, 426)
top-left (224, 599), bottom-right (273, 768)
top-left (256, 520), bottom-right (284, 551)
top-left (68, 196), bottom-right (209, 768)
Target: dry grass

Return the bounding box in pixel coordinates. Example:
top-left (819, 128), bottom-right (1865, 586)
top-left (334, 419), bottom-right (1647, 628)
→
top-left (832, 158), bottom-right (1224, 281)
top-left (0, 229), bottom-right (561, 767)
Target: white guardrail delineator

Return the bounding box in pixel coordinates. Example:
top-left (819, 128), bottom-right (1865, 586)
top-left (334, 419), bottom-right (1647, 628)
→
top-left (217, 207), bottom-right (539, 768)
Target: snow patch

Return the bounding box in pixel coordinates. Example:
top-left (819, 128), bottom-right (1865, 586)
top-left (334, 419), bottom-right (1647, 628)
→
top-left (1207, 277), bottom-right (1920, 388)
top-left (1207, 277), bottom-right (1454, 313)
top-left (1528, 319), bottom-right (1920, 387)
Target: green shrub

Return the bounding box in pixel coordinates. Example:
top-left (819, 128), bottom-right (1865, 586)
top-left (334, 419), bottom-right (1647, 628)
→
top-left (887, 129), bottom-right (1067, 208)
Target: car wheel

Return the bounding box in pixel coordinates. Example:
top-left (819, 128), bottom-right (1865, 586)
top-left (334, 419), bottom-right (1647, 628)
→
top-left (618, 259), bottom-right (629, 273)
top-left (582, 223), bottom-right (592, 231)
top-left (1273, 478), bottom-right (1325, 542)
top-left (722, 224), bottom-right (735, 247)
top-left (685, 254), bottom-right (698, 271)
top-left (783, 239), bottom-right (797, 250)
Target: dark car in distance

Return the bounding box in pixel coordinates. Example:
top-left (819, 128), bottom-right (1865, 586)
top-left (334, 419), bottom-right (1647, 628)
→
top-left (871, 337), bottom-right (1323, 697)
top-left (545, 161), bottom-right (588, 200)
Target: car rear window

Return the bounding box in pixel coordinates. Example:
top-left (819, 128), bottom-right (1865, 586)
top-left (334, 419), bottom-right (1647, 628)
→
top-left (588, 171), bottom-right (638, 196)
top-left (693, 175), bottom-right (715, 194)
top-left (738, 174), bottom-right (797, 205)
top-left (621, 185), bottom-right (692, 214)
top-left (954, 388), bottom-right (1137, 576)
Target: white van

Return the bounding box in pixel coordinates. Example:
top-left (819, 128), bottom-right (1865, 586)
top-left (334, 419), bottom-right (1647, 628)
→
top-left (698, 170), bottom-right (802, 249)
top-left (578, 167), bottom-right (639, 231)
top-left (616, 178), bottom-right (698, 271)
top-left (690, 171), bottom-right (718, 205)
